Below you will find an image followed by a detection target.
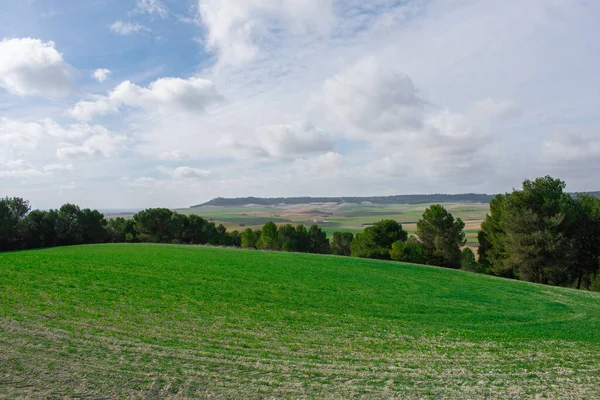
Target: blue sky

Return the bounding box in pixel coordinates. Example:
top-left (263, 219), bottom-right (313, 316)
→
top-left (1, 0), bottom-right (599, 209)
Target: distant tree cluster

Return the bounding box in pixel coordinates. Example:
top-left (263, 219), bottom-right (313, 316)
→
top-left (2, 176), bottom-right (599, 291)
top-left (240, 222), bottom-right (330, 254)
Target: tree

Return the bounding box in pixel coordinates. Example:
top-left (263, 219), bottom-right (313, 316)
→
top-left (389, 241), bottom-right (405, 261)
top-left (416, 205), bottom-right (465, 268)
top-left (278, 224), bottom-right (298, 252)
top-left (0, 197), bottom-right (30, 250)
top-left (478, 194), bottom-right (511, 277)
top-left (257, 222), bottom-right (280, 250)
top-left (401, 236), bottom-right (426, 264)
top-left (79, 208), bottom-right (108, 243)
top-left (241, 228), bottom-right (259, 248)
top-left (502, 176), bottom-right (571, 285)
top-left (228, 230), bottom-right (241, 247)
top-left (169, 213), bottom-right (189, 243)
top-left (307, 224), bottom-right (330, 254)
top-left (56, 204), bottom-right (84, 246)
top-left (216, 224), bottom-right (230, 246)
top-left (351, 220), bottom-right (407, 260)
top-left (563, 194), bottom-right (600, 289)
top-left (20, 209), bottom-right (59, 249)
top-left (294, 224), bottom-right (309, 253)
top-left (460, 248), bottom-right (482, 272)
top-left (331, 232), bottom-right (354, 256)
top-left (186, 215), bottom-right (210, 244)
top-left (134, 208), bottom-right (174, 243)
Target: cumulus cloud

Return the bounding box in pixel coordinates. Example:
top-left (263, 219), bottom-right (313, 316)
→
top-left (197, 0), bottom-right (334, 66)
top-left (158, 165), bottom-right (212, 179)
top-left (324, 57), bottom-right (424, 134)
top-left (92, 68), bottom-right (111, 82)
top-left (56, 130), bottom-right (127, 159)
top-left (0, 38), bottom-right (73, 97)
top-left (110, 21), bottom-right (149, 35)
top-left (68, 76), bottom-right (222, 120)
top-left (225, 121), bottom-right (334, 160)
top-left (67, 99), bottom-right (119, 121)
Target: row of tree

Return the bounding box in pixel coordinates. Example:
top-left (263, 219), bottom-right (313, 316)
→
top-left (2, 175), bottom-right (598, 290)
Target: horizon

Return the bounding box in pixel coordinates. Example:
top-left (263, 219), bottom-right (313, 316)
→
top-left (2, 1), bottom-right (599, 210)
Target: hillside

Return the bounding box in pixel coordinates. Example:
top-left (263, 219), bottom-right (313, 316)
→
top-left (1, 244), bottom-right (599, 398)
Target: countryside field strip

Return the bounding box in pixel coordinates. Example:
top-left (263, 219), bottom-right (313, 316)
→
top-left (1, 244), bottom-right (599, 398)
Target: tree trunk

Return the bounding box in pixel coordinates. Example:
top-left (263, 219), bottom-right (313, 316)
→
top-left (577, 270), bottom-right (583, 290)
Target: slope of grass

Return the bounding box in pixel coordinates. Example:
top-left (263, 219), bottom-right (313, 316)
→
top-left (1, 244), bottom-right (599, 398)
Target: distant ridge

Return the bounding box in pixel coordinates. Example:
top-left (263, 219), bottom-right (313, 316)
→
top-left (192, 194), bottom-right (496, 208)
top-left (192, 191), bottom-right (600, 208)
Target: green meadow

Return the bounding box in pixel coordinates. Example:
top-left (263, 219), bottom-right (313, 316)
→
top-left (1, 244), bottom-right (599, 398)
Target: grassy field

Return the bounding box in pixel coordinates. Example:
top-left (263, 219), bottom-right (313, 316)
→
top-left (2, 244), bottom-right (599, 398)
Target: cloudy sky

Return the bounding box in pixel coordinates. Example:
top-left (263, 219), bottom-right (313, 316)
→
top-left (1, 0), bottom-right (599, 209)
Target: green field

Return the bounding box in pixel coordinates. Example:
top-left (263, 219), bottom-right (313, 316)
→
top-left (1, 244), bottom-right (599, 398)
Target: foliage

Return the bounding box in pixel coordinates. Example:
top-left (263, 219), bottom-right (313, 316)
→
top-left (307, 224), bottom-right (330, 254)
top-left (416, 204), bottom-right (466, 268)
top-left (330, 232), bottom-right (354, 256)
top-left (257, 222), bottom-right (280, 250)
top-left (460, 248), bottom-right (482, 273)
top-left (351, 219), bottom-right (408, 260)
top-left (241, 228), bottom-right (260, 248)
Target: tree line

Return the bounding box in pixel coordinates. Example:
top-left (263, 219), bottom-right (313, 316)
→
top-left (1, 176), bottom-right (599, 290)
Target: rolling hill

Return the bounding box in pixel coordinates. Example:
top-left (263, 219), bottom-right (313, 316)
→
top-left (1, 244), bottom-right (599, 398)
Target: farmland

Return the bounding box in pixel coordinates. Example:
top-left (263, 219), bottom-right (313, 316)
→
top-left (1, 244), bottom-right (599, 398)
top-left (176, 202), bottom-right (490, 247)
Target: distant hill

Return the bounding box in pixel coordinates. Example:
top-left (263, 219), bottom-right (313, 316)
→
top-left (193, 191), bottom-right (600, 208)
top-left (192, 194), bottom-right (496, 208)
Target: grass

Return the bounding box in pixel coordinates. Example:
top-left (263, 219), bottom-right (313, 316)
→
top-left (1, 244), bottom-right (599, 398)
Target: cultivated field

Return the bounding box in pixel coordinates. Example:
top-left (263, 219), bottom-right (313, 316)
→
top-left (176, 202), bottom-right (490, 247)
top-left (1, 244), bottom-right (599, 398)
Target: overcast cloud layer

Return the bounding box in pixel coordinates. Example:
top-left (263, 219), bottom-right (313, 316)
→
top-left (1, 0), bottom-right (599, 209)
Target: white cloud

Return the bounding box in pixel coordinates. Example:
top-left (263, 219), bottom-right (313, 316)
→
top-left (197, 0), bottom-right (334, 66)
top-left (92, 68), bottom-right (111, 82)
top-left (225, 121), bottom-right (334, 160)
top-left (56, 130), bottom-right (127, 159)
top-left (43, 163), bottom-right (74, 172)
top-left (68, 76), bottom-right (222, 120)
top-left (542, 128), bottom-right (600, 162)
top-left (159, 150), bottom-right (189, 161)
top-left (110, 21), bottom-right (149, 35)
top-left (0, 118), bottom-right (44, 150)
top-left (324, 57), bottom-right (424, 135)
top-left (67, 99), bottom-right (119, 121)
top-left (0, 38), bottom-right (73, 97)
top-left (158, 165), bottom-right (212, 179)
top-left (137, 0), bottom-right (168, 18)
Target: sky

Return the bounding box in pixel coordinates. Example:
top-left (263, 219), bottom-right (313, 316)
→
top-left (1, 0), bottom-right (599, 209)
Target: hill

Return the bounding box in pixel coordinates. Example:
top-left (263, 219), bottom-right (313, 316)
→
top-left (193, 192), bottom-right (600, 208)
top-left (1, 244), bottom-right (599, 398)
top-left (193, 194), bottom-right (496, 207)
